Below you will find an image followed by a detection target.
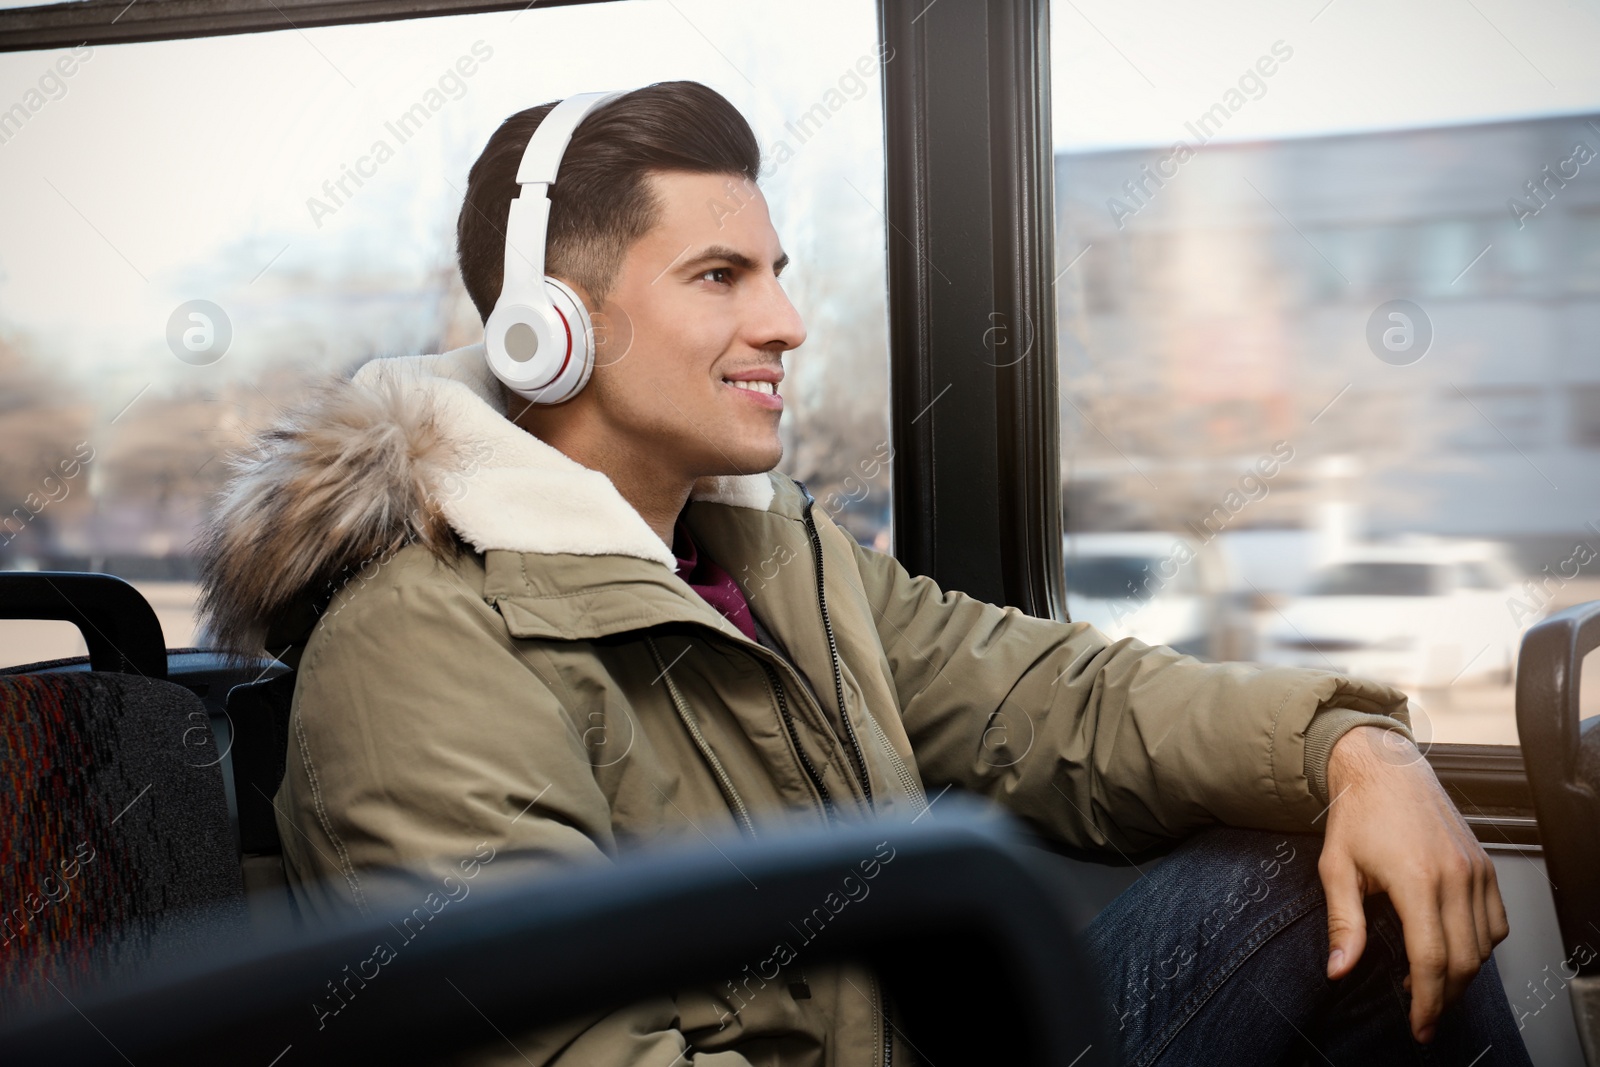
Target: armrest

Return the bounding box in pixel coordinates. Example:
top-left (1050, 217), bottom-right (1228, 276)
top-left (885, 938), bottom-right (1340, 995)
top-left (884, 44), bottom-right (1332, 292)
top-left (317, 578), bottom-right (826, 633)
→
top-left (0, 571), bottom-right (167, 678)
top-left (0, 796), bottom-right (1107, 1066)
top-left (1515, 598), bottom-right (1600, 976)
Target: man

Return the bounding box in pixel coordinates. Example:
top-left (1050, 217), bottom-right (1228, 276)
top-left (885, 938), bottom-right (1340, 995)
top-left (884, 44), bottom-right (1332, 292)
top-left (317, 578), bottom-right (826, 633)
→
top-left (197, 81), bottom-right (1529, 1065)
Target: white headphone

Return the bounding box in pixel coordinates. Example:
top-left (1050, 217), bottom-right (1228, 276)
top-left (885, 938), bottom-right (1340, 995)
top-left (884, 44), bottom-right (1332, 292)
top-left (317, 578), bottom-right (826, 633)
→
top-left (483, 89), bottom-right (629, 404)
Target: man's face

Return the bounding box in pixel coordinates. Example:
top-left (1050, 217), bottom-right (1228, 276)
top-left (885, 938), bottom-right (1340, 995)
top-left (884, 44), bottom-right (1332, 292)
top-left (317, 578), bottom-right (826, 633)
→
top-left (575, 170), bottom-right (804, 481)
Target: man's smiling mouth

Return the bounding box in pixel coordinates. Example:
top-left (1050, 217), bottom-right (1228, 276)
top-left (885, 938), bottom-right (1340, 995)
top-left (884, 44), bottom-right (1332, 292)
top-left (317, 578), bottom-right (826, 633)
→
top-left (723, 378), bottom-right (778, 396)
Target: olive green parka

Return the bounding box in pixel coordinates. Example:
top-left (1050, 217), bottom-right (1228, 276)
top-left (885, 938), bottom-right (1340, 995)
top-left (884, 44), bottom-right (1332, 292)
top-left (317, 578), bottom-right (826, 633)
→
top-left (196, 343), bottom-right (1412, 1067)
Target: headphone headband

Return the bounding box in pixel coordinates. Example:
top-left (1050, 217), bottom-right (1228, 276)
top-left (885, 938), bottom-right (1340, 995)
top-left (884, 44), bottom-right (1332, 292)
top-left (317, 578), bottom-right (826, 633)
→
top-left (484, 89), bottom-right (631, 405)
top-left (515, 91), bottom-right (625, 186)
top-left (504, 90), bottom-right (626, 290)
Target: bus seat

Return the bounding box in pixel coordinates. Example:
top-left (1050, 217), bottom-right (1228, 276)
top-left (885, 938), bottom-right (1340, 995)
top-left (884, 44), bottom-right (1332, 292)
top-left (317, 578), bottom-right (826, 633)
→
top-left (1515, 599), bottom-right (1600, 1066)
top-left (0, 572), bottom-right (244, 1025)
top-left (223, 671), bottom-right (297, 926)
top-left (0, 795), bottom-right (1108, 1065)
top-left (0, 571), bottom-right (168, 679)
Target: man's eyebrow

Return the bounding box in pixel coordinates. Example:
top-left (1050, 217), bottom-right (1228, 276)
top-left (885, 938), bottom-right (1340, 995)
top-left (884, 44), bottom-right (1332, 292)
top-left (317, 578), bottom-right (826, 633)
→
top-left (680, 245), bottom-right (790, 274)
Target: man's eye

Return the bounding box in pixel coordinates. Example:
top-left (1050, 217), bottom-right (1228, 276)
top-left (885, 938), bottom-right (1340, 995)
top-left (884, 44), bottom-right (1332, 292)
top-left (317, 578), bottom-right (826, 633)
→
top-left (699, 267), bottom-right (733, 285)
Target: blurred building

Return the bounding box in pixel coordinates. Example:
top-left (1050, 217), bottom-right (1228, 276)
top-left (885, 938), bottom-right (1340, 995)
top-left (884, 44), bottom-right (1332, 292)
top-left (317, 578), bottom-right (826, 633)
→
top-left (1055, 112), bottom-right (1600, 569)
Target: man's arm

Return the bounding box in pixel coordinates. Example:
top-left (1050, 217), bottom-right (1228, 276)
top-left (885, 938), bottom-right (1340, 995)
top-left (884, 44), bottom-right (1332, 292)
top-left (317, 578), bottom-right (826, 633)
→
top-left (840, 530), bottom-right (1411, 852)
top-left (1319, 725), bottom-right (1509, 1044)
top-left (841, 528), bottom-right (1505, 1035)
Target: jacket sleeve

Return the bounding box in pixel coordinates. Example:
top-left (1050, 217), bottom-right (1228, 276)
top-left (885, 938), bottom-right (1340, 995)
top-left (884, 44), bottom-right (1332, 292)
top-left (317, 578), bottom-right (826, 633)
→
top-left (839, 533), bottom-right (1413, 855)
top-left (277, 553), bottom-right (754, 1067)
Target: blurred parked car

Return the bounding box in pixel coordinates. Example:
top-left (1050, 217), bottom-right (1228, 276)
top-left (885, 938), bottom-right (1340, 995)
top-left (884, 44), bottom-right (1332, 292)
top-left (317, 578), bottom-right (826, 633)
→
top-left (1063, 532), bottom-right (1251, 661)
top-left (1261, 539), bottom-right (1530, 688)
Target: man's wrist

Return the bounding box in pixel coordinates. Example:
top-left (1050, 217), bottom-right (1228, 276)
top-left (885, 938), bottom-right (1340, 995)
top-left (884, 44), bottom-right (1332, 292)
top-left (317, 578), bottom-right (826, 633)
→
top-left (1306, 709), bottom-right (1415, 806)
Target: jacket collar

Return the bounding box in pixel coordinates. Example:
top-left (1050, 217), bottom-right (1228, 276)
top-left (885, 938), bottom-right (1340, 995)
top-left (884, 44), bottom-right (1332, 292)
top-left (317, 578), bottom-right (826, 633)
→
top-left (482, 474), bottom-right (816, 643)
top-left (351, 342), bottom-right (778, 569)
top-left (196, 341), bottom-right (790, 655)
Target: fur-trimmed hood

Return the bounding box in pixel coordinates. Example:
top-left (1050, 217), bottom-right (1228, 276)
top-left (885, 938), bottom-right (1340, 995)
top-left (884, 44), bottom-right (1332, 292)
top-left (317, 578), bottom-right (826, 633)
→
top-left (194, 342), bottom-right (776, 657)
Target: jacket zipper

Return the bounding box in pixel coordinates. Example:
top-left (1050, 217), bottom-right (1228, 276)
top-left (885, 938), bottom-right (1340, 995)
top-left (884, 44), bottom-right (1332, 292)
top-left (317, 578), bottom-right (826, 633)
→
top-left (648, 623), bottom-right (848, 832)
top-left (799, 486), bottom-right (929, 816)
top-left (655, 487), bottom-right (924, 826)
top-left (647, 636), bottom-right (758, 840)
top-left (652, 509), bottom-right (905, 1063)
top-left (758, 657), bottom-right (836, 825)
top-left (799, 489), bottom-right (875, 807)
top-left (799, 489), bottom-right (899, 1067)
top-left (877, 975), bottom-right (893, 1067)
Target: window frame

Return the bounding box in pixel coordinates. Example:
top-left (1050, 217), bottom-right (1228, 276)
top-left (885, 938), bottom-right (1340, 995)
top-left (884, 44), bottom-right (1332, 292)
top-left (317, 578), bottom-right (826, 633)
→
top-left (0, 0), bottom-right (1535, 840)
top-left (879, 0), bottom-right (1065, 621)
top-left (1, 0), bottom-right (1068, 624)
top-left (0, 0), bottom-right (610, 51)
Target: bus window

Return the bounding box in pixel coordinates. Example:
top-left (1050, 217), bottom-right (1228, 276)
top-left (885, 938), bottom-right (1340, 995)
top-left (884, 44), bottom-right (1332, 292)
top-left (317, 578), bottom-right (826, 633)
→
top-left (0, 0), bottom-right (891, 664)
top-left (1050, 0), bottom-right (1600, 745)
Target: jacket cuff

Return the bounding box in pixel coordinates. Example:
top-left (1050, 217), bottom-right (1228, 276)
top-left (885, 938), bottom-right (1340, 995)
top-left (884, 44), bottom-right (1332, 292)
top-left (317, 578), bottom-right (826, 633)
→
top-left (1303, 705), bottom-right (1417, 806)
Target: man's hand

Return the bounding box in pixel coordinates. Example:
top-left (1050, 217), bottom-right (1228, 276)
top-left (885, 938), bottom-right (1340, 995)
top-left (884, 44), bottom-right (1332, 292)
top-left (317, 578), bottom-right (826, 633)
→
top-left (1318, 724), bottom-right (1509, 1044)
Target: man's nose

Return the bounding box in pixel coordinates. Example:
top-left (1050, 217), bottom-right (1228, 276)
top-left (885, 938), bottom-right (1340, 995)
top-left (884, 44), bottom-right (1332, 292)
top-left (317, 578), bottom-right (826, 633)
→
top-left (752, 275), bottom-right (806, 352)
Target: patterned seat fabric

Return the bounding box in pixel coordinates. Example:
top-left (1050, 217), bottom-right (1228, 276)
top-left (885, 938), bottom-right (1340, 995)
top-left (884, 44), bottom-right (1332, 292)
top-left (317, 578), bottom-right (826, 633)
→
top-left (1581, 719), bottom-right (1600, 793)
top-left (0, 672), bottom-right (244, 1023)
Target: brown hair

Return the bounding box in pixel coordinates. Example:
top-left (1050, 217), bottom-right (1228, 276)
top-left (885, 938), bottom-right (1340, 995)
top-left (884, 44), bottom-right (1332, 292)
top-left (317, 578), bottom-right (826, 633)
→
top-left (455, 80), bottom-right (762, 323)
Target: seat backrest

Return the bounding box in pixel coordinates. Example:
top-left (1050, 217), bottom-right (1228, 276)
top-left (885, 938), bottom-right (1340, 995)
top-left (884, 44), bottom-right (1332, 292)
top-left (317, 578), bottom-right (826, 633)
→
top-left (0, 671), bottom-right (245, 1022)
top-left (225, 671), bottom-right (298, 907)
top-left (0, 571), bottom-right (168, 678)
top-left (0, 797), bottom-right (1110, 1066)
top-left (1516, 599), bottom-right (1600, 976)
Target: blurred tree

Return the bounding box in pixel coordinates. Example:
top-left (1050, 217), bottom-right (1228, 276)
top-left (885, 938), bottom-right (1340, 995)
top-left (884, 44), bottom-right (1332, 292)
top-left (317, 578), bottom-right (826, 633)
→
top-left (0, 330), bottom-right (94, 560)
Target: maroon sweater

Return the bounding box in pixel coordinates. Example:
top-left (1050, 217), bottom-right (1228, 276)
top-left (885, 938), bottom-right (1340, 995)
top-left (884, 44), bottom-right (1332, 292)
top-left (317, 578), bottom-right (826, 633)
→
top-left (671, 519), bottom-right (757, 643)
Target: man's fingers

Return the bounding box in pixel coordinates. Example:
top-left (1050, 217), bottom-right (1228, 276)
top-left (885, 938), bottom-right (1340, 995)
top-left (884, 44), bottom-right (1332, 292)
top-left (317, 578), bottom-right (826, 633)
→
top-left (1391, 888), bottom-right (1448, 1042)
top-left (1470, 856), bottom-right (1493, 962)
top-left (1319, 852), bottom-right (1367, 980)
top-left (1440, 878), bottom-right (1484, 1007)
top-left (1485, 857), bottom-right (1510, 945)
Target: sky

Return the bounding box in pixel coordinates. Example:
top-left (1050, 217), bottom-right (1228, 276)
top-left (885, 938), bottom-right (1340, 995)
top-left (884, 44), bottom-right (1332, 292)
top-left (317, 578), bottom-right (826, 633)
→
top-left (1050, 0), bottom-right (1600, 149)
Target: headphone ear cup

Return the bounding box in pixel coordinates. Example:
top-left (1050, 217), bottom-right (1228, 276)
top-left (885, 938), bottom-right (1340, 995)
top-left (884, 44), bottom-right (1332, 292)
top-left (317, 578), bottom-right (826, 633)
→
top-left (534, 276), bottom-right (596, 404)
top-left (483, 281), bottom-right (594, 404)
top-left (484, 299), bottom-right (557, 398)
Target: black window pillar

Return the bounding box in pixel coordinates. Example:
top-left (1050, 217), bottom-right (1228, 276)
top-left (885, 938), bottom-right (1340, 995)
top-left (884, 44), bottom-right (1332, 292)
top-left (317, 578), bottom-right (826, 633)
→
top-left (879, 0), bottom-right (1065, 620)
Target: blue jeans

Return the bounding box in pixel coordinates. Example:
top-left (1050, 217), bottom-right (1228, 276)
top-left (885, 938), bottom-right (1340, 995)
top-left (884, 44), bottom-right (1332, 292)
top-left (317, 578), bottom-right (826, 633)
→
top-left (1082, 826), bottom-right (1533, 1066)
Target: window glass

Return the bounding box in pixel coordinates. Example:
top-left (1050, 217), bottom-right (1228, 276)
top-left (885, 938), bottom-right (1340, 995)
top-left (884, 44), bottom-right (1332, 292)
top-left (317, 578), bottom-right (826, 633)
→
top-left (1307, 562), bottom-right (1443, 598)
top-left (1572, 208), bottom-right (1600, 292)
top-left (1442, 387), bottom-right (1546, 451)
top-left (1569, 383), bottom-right (1600, 447)
top-left (1459, 561), bottom-right (1502, 591)
top-left (0, 0), bottom-right (890, 666)
top-left (1052, 0), bottom-right (1600, 745)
